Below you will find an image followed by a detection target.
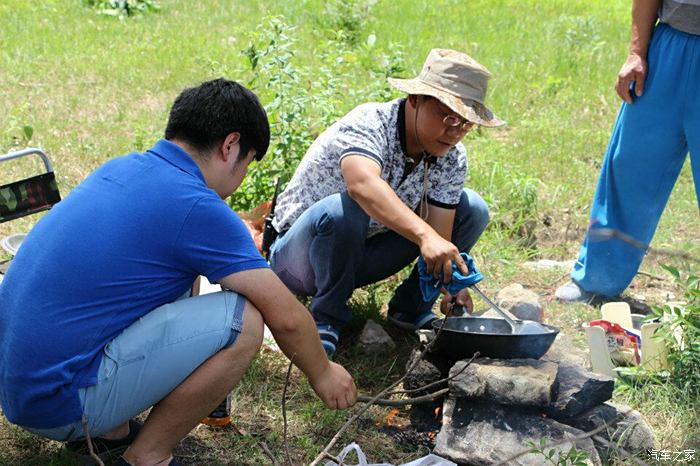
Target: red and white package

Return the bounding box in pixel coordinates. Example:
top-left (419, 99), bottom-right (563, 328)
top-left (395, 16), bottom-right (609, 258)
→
top-left (589, 319), bottom-right (641, 366)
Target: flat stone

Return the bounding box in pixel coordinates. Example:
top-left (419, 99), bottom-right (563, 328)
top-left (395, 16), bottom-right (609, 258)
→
top-left (568, 402), bottom-right (656, 461)
top-left (449, 357), bottom-right (558, 407)
top-left (434, 397), bottom-right (601, 466)
top-left (356, 320), bottom-right (395, 354)
top-left (541, 332), bottom-right (590, 369)
top-left (548, 363), bottom-right (614, 419)
top-left (496, 284), bottom-right (544, 322)
top-left (523, 259), bottom-right (574, 270)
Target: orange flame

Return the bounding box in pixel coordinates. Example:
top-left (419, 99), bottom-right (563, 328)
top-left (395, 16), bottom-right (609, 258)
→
top-left (434, 406), bottom-right (441, 418)
top-left (377, 408), bottom-right (402, 427)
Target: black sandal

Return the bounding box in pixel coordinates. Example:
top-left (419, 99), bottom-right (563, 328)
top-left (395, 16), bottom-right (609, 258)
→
top-left (65, 419), bottom-right (142, 464)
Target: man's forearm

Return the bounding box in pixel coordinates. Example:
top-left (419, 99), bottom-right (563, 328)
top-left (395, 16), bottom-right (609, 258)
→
top-left (346, 175), bottom-right (435, 246)
top-left (630, 0), bottom-right (661, 57)
top-left (265, 296), bottom-right (329, 379)
top-left (219, 269), bottom-right (329, 382)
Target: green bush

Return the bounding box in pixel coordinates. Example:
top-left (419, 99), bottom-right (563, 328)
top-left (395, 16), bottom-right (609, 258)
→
top-left (651, 267), bottom-right (700, 397)
top-left (84, 0), bottom-right (160, 18)
top-left (320, 0), bottom-right (378, 46)
top-left (211, 15), bottom-right (406, 212)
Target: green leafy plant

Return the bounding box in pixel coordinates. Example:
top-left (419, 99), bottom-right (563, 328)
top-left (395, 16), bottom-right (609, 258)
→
top-left (528, 439), bottom-right (591, 466)
top-left (651, 266), bottom-right (700, 397)
top-left (84, 0), bottom-right (160, 18)
top-left (231, 16), bottom-right (313, 212)
top-left (2, 103), bottom-right (34, 149)
top-left (210, 15), bottom-right (406, 212)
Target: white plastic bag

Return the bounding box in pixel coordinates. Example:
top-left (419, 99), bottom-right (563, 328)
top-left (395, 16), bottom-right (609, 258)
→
top-left (323, 442), bottom-right (392, 466)
top-left (401, 454), bottom-right (457, 466)
top-left (323, 442), bottom-right (456, 466)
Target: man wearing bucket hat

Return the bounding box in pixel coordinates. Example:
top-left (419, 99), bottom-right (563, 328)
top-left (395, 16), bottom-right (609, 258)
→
top-left (269, 49), bottom-right (504, 355)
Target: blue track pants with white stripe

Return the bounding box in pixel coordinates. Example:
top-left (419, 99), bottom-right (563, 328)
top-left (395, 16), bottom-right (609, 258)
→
top-left (571, 23), bottom-right (700, 297)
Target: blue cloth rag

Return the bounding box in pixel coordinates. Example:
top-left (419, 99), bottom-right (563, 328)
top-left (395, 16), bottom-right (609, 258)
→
top-left (417, 253), bottom-right (483, 302)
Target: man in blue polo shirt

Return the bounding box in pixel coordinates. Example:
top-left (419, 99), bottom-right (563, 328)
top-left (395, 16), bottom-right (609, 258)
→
top-left (0, 79), bottom-right (356, 466)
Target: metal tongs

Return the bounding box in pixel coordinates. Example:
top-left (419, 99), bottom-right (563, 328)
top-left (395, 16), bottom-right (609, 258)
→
top-left (468, 284), bottom-right (547, 335)
top-left (445, 269), bottom-right (547, 334)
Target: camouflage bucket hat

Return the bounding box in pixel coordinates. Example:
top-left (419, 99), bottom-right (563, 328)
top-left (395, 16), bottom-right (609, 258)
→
top-left (388, 48), bottom-right (505, 127)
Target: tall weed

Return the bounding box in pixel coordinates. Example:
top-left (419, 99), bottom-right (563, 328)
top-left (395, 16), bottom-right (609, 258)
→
top-left (319, 0), bottom-right (378, 46)
top-left (484, 162), bottom-right (541, 250)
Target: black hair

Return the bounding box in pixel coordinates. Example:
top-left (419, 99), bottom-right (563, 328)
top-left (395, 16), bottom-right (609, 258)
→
top-left (165, 78), bottom-right (270, 161)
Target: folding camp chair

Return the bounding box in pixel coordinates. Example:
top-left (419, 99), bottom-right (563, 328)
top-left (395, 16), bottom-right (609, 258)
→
top-left (0, 148), bottom-right (61, 276)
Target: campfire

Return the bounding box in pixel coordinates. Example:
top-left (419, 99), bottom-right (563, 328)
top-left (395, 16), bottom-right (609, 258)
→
top-left (353, 285), bottom-right (656, 465)
top-left (392, 330), bottom-right (657, 466)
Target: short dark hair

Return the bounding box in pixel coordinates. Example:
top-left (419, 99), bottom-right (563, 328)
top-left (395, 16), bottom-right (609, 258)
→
top-left (165, 78), bottom-right (270, 161)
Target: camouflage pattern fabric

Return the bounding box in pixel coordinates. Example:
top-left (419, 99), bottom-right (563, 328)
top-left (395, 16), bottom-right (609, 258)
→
top-left (0, 172), bottom-right (61, 223)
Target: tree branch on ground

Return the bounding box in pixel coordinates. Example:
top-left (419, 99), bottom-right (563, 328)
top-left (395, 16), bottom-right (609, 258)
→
top-left (81, 416), bottom-right (105, 466)
top-left (308, 318), bottom-right (450, 466)
top-left (260, 441), bottom-right (281, 466)
top-left (282, 353), bottom-right (296, 466)
top-left (590, 227), bottom-right (700, 264)
top-left (358, 388), bottom-right (450, 407)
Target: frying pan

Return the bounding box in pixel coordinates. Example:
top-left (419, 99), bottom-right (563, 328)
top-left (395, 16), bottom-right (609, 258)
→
top-left (430, 316), bottom-right (560, 360)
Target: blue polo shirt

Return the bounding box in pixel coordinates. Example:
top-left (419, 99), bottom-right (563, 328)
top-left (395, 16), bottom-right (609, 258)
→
top-left (0, 139), bottom-right (269, 428)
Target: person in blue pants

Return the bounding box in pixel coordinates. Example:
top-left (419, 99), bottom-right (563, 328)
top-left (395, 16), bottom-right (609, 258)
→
top-left (556, 0), bottom-right (700, 303)
top-left (269, 49), bottom-right (504, 354)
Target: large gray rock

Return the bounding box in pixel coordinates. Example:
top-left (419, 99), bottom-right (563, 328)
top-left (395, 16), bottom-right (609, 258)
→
top-left (568, 402), bottom-right (656, 461)
top-left (403, 350), bottom-right (452, 395)
top-left (434, 397), bottom-right (601, 465)
top-left (356, 320), bottom-right (395, 354)
top-left (495, 283), bottom-right (544, 322)
top-left (449, 357), bottom-right (558, 407)
top-left (549, 363), bottom-right (614, 419)
top-left (542, 332), bottom-right (590, 369)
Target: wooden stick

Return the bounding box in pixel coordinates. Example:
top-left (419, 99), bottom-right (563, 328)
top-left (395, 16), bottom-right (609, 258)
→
top-left (308, 318), bottom-right (450, 466)
top-left (589, 227), bottom-right (700, 263)
top-left (358, 388), bottom-right (450, 407)
top-left (81, 416), bottom-right (105, 466)
top-left (260, 441), bottom-right (282, 466)
top-left (282, 353), bottom-right (296, 466)
top-left (636, 270), bottom-right (665, 281)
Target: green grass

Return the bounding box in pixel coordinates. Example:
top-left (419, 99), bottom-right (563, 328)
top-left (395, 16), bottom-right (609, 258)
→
top-left (1, 0), bottom-right (699, 464)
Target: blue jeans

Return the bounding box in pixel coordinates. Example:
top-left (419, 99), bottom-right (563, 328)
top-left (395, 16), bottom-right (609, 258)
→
top-left (571, 24), bottom-right (700, 297)
top-left (23, 291), bottom-right (245, 441)
top-left (269, 189), bottom-right (489, 327)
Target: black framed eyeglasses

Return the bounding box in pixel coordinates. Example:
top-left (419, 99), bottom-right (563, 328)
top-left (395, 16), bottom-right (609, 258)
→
top-left (442, 114), bottom-right (475, 131)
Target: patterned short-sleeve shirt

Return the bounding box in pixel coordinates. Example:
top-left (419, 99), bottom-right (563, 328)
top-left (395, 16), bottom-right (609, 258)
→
top-left (273, 98), bottom-right (468, 237)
